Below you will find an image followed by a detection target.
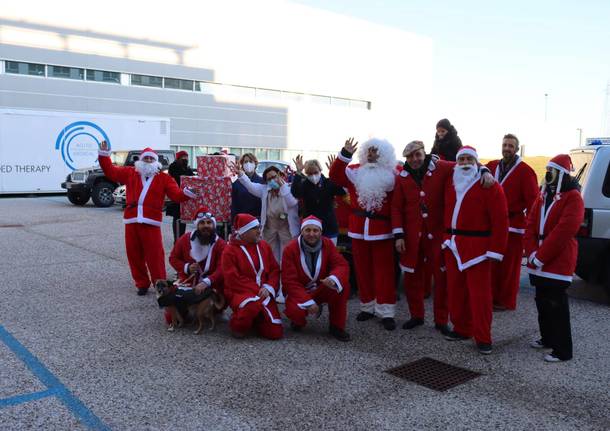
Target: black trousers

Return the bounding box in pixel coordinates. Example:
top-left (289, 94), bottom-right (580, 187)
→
top-left (530, 275), bottom-right (573, 360)
top-left (172, 216), bottom-right (186, 244)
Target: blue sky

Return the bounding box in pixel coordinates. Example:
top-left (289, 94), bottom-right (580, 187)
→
top-left (294, 0), bottom-right (610, 156)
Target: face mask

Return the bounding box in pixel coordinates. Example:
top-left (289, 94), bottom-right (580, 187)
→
top-left (267, 179), bottom-right (280, 190)
top-left (243, 162), bottom-right (255, 173)
top-left (307, 173), bottom-right (321, 184)
top-left (545, 169), bottom-right (558, 184)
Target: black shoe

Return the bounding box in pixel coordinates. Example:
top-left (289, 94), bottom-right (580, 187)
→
top-left (329, 325), bottom-right (351, 342)
top-left (381, 318), bottom-right (396, 331)
top-left (477, 342), bottom-right (493, 355)
top-left (444, 331), bottom-right (469, 341)
top-left (356, 311), bottom-right (375, 322)
top-left (402, 318), bottom-right (424, 330)
top-left (290, 322), bottom-right (303, 332)
top-left (434, 324), bottom-right (451, 336)
top-left (137, 288), bottom-right (149, 296)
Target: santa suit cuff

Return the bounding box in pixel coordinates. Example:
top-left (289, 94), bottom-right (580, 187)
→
top-left (183, 187), bottom-right (197, 198)
top-left (183, 263), bottom-right (190, 275)
top-left (327, 275), bottom-right (343, 293)
top-left (262, 284), bottom-right (276, 297)
top-left (392, 227), bottom-right (404, 237)
top-left (338, 149), bottom-right (353, 163)
top-left (486, 251), bottom-right (503, 261)
top-left (98, 150), bottom-right (111, 157)
top-left (201, 277), bottom-right (211, 287)
top-left (297, 299), bottom-right (317, 310)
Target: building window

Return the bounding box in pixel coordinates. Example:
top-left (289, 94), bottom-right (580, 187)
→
top-left (48, 65), bottom-right (84, 80)
top-left (86, 69), bottom-right (120, 84)
top-left (164, 78), bottom-right (194, 91)
top-left (5, 61), bottom-right (45, 76)
top-left (131, 74), bottom-right (163, 88)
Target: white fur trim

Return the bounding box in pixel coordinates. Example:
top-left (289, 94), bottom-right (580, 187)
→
top-left (301, 218), bottom-right (323, 231)
top-left (547, 161), bottom-right (570, 174)
top-left (297, 299), bottom-right (317, 310)
top-left (533, 257), bottom-right (544, 268)
top-left (486, 251), bottom-right (504, 261)
top-left (399, 264), bottom-right (415, 273)
top-left (123, 217), bottom-right (162, 227)
top-left (202, 277), bottom-right (211, 287)
top-left (239, 296), bottom-right (260, 309)
top-left (456, 147), bottom-right (478, 160)
top-left (237, 219), bottom-right (260, 235)
top-left (399, 170), bottom-right (409, 177)
top-left (525, 267), bottom-right (573, 282)
top-left (140, 150), bottom-right (158, 161)
top-left (509, 227), bottom-right (525, 234)
top-left (183, 187), bottom-right (197, 199)
top-left (375, 302), bottom-right (396, 318)
top-left (327, 275), bottom-right (343, 293)
top-left (183, 263), bottom-right (190, 275)
top-left (337, 152), bottom-right (352, 163)
top-left (262, 284), bottom-right (276, 298)
top-left (98, 150), bottom-right (111, 157)
top-left (392, 227), bottom-right (404, 234)
top-left (360, 300), bottom-right (376, 313)
top-left (494, 157), bottom-right (522, 185)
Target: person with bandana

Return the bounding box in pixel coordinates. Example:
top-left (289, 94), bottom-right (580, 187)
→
top-left (230, 153), bottom-right (265, 223)
top-left (524, 155), bottom-right (584, 362)
top-left (222, 213), bottom-right (283, 340)
top-left (98, 141), bottom-right (197, 296)
top-left (166, 150), bottom-right (195, 243)
top-left (290, 155), bottom-right (346, 243)
top-left (442, 146), bottom-right (508, 355)
top-left (281, 216), bottom-right (351, 341)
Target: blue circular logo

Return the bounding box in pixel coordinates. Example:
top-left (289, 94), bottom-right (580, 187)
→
top-left (55, 121), bottom-right (111, 171)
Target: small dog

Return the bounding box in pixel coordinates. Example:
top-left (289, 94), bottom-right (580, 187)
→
top-left (189, 283), bottom-right (226, 334)
top-left (155, 279), bottom-right (182, 331)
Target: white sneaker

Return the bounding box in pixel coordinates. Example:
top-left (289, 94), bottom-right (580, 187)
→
top-left (530, 339), bottom-right (549, 349)
top-left (544, 353), bottom-right (562, 362)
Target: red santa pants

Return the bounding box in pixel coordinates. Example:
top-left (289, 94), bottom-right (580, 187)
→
top-left (491, 232), bottom-right (523, 310)
top-left (445, 250), bottom-right (493, 344)
top-left (125, 223), bottom-right (166, 289)
top-left (352, 238), bottom-right (396, 318)
top-left (229, 300), bottom-right (283, 340)
top-left (284, 285), bottom-right (350, 330)
top-left (403, 241), bottom-right (448, 325)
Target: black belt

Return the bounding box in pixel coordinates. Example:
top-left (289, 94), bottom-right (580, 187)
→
top-left (446, 228), bottom-right (491, 237)
top-left (352, 210), bottom-right (390, 221)
top-left (538, 234), bottom-right (546, 240)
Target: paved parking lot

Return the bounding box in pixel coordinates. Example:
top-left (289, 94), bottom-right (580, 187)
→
top-left (0, 196), bottom-right (609, 430)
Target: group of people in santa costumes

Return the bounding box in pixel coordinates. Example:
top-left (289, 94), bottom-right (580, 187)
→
top-left (101, 139), bottom-right (583, 361)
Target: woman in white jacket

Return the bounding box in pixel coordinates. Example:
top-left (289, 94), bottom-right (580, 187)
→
top-left (236, 165), bottom-right (300, 264)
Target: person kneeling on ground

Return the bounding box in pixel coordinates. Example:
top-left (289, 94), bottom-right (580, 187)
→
top-left (221, 213), bottom-right (283, 340)
top-left (282, 216), bottom-right (351, 341)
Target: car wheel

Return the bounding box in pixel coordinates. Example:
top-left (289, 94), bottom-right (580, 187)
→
top-left (91, 181), bottom-right (115, 207)
top-left (67, 190), bottom-right (90, 206)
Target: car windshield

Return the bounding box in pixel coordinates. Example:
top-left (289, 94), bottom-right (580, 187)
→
top-left (571, 150), bottom-right (595, 188)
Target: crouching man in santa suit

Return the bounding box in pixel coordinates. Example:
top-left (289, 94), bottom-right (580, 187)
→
top-left (162, 207), bottom-right (226, 325)
top-left (98, 141), bottom-right (197, 295)
top-left (282, 216), bottom-right (351, 341)
top-left (222, 213), bottom-right (283, 340)
top-left (524, 155), bottom-right (584, 362)
top-left (330, 137), bottom-right (399, 330)
top-left (443, 146), bottom-right (508, 355)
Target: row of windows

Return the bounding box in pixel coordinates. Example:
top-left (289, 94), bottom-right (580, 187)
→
top-left (2, 60), bottom-right (371, 110)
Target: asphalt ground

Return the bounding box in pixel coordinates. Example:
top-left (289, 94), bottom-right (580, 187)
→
top-left (0, 196), bottom-right (609, 431)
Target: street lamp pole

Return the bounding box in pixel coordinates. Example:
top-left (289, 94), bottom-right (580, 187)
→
top-left (576, 128), bottom-right (583, 147)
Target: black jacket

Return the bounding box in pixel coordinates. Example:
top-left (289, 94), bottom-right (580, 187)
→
top-left (290, 174), bottom-right (345, 237)
top-left (166, 160), bottom-right (195, 217)
top-left (431, 127), bottom-right (463, 161)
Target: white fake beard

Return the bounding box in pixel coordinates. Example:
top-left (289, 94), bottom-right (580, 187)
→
top-left (453, 164), bottom-right (477, 194)
top-left (135, 160), bottom-right (161, 177)
top-left (354, 163), bottom-right (395, 211)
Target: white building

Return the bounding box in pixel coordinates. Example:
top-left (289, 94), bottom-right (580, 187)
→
top-left (0, 0), bottom-right (433, 166)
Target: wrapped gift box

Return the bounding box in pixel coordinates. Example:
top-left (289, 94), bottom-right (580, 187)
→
top-left (180, 176), bottom-right (232, 222)
top-left (196, 155), bottom-right (232, 178)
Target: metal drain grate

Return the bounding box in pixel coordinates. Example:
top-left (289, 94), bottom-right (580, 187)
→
top-left (386, 357), bottom-right (481, 391)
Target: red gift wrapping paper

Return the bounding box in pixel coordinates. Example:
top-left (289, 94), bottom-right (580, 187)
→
top-left (180, 176), bottom-right (232, 222)
top-left (196, 155), bottom-right (232, 178)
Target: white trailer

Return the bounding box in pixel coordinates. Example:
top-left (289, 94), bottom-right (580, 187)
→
top-left (0, 109), bottom-right (170, 194)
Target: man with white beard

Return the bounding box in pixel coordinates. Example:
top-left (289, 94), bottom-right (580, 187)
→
top-left (329, 137), bottom-right (399, 330)
top-left (442, 146), bottom-right (508, 354)
top-left (98, 141), bottom-right (197, 295)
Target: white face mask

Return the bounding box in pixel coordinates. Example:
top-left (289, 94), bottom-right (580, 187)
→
top-left (243, 162), bottom-right (256, 173)
top-left (307, 173), bottom-right (321, 184)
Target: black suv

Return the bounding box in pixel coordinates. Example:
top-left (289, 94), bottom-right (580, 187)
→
top-left (61, 150), bottom-right (175, 207)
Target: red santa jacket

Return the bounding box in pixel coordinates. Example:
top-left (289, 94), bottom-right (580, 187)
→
top-left (169, 232), bottom-right (226, 289)
top-left (486, 157), bottom-right (539, 234)
top-left (443, 173), bottom-right (509, 271)
top-left (329, 154), bottom-right (395, 240)
top-left (221, 237), bottom-right (281, 323)
top-left (391, 158), bottom-right (454, 272)
top-left (524, 188), bottom-right (584, 282)
top-left (99, 152), bottom-right (194, 226)
top-left (281, 236), bottom-right (350, 309)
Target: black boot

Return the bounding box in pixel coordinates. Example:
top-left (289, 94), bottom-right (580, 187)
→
top-left (434, 323), bottom-right (451, 336)
top-left (381, 318), bottom-right (396, 331)
top-left (137, 288), bottom-right (149, 296)
top-left (329, 325), bottom-right (351, 342)
top-left (290, 322), bottom-right (303, 332)
top-left (402, 318), bottom-right (424, 330)
top-left (356, 311), bottom-right (375, 321)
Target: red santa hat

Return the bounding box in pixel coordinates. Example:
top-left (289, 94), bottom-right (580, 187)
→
top-left (175, 150), bottom-right (188, 159)
top-left (234, 213), bottom-right (260, 236)
top-left (455, 145), bottom-right (478, 161)
top-left (301, 215), bottom-right (323, 231)
top-left (140, 147), bottom-right (158, 162)
top-left (194, 207), bottom-right (216, 227)
top-left (547, 154), bottom-right (573, 174)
